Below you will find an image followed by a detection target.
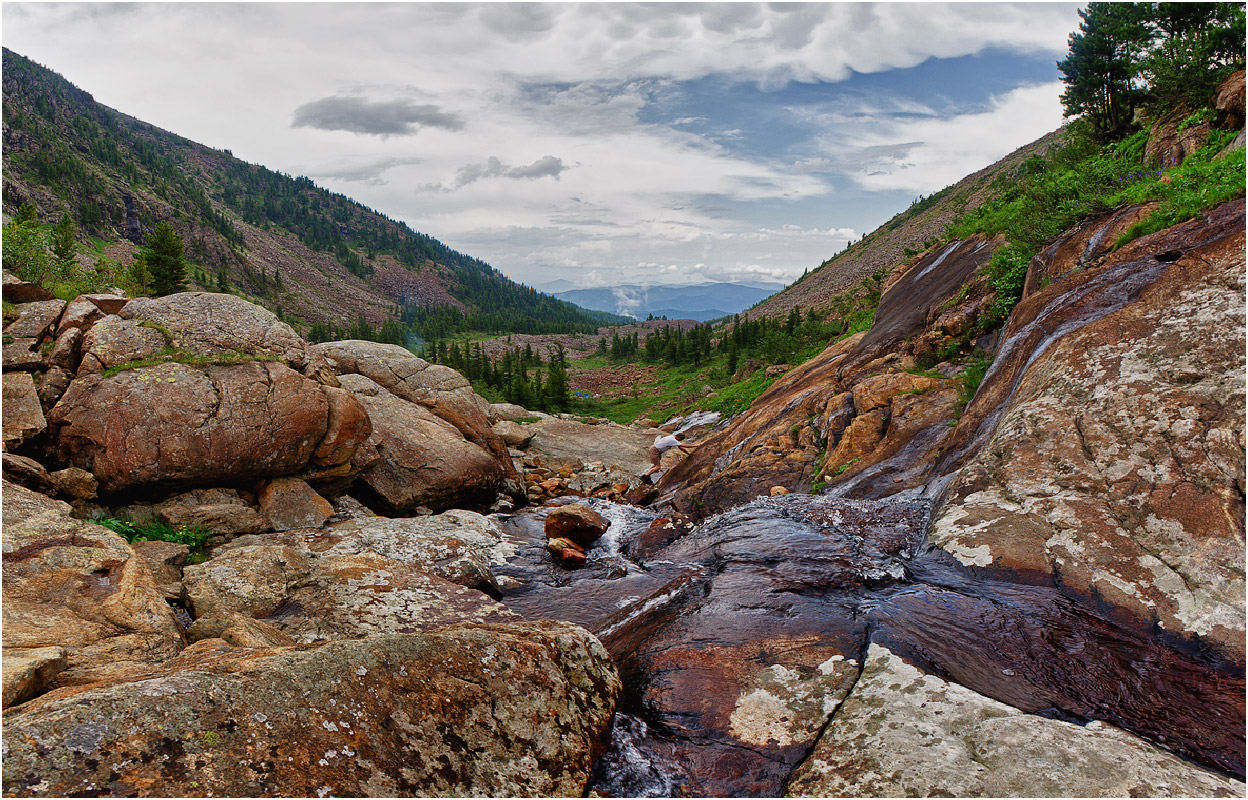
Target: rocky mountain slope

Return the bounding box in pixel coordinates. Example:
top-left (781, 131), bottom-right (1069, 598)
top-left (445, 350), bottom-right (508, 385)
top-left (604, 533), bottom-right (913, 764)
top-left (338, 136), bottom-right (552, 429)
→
top-left (750, 128), bottom-right (1064, 320)
top-left (1, 49), bottom-right (619, 335)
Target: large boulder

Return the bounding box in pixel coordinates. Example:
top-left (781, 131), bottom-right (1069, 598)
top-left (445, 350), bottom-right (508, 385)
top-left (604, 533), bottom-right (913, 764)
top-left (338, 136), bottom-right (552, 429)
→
top-left (545, 504), bottom-right (609, 549)
top-left (1, 622), bottom-right (621, 797)
top-left (338, 373), bottom-right (506, 513)
top-left (182, 544), bottom-right (314, 619)
top-left (257, 477), bottom-right (334, 531)
top-left (75, 315), bottom-right (168, 376)
top-left (3, 299), bottom-right (65, 340)
top-left (120, 292), bottom-right (331, 379)
top-left (47, 360), bottom-right (365, 494)
top-left (930, 200), bottom-right (1246, 661)
top-left (2, 647), bottom-right (67, 709)
top-left (49, 294), bottom-right (372, 495)
top-left (312, 339), bottom-right (520, 490)
top-left (1, 481), bottom-right (184, 694)
top-left (2, 371), bottom-right (46, 450)
top-left (786, 643), bottom-right (1244, 798)
top-left (313, 510), bottom-right (516, 592)
top-left (266, 553), bottom-right (519, 642)
top-left (2, 270), bottom-right (53, 303)
top-left (183, 509), bottom-right (519, 640)
top-left (152, 487), bottom-right (268, 537)
top-left (525, 417), bottom-right (657, 475)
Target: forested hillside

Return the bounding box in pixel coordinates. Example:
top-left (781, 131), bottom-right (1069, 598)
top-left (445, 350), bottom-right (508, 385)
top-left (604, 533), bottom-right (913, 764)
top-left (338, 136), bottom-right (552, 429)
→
top-left (0, 48), bottom-right (622, 338)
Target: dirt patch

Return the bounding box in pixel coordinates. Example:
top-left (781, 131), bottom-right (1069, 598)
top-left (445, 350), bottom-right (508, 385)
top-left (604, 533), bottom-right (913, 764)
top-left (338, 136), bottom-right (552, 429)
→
top-left (569, 363), bottom-right (660, 399)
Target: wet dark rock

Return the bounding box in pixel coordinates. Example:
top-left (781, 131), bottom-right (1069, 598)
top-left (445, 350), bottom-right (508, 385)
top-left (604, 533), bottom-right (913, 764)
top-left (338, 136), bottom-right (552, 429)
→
top-left (491, 491), bottom-right (1245, 795)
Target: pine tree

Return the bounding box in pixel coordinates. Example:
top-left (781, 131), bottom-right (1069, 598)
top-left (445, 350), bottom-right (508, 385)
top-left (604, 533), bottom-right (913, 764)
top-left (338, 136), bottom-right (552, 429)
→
top-left (128, 252), bottom-right (153, 297)
top-left (545, 344), bottom-right (571, 411)
top-left (50, 213), bottom-right (77, 267)
top-left (143, 221), bottom-right (187, 296)
top-left (16, 203), bottom-right (38, 225)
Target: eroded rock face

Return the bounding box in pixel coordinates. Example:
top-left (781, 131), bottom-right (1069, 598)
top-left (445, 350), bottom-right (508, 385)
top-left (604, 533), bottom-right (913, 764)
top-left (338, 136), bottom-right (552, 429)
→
top-left (182, 509), bottom-right (519, 642)
top-left (2, 371), bottom-right (46, 450)
top-left (931, 200), bottom-right (1246, 662)
top-left (339, 373), bottom-right (506, 513)
top-left (1, 481), bottom-right (184, 690)
top-left (656, 238), bottom-right (999, 518)
top-left (1, 622), bottom-right (621, 798)
top-left (48, 361), bottom-right (341, 494)
top-left (786, 643), bottom-right (1245, 798)
top-left (312, 340), bottom-right (518, 488)
top-left (1145, 108), bottom-right (1212, 167)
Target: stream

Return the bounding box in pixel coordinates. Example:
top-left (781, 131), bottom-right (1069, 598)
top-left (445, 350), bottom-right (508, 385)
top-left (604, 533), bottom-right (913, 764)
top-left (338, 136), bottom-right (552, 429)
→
top-left (493, 494), bottom-right (1245, 797)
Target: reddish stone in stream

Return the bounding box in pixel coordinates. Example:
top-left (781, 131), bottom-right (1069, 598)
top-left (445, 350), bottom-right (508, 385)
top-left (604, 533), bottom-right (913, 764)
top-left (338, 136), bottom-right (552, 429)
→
top-left (546, 537), bottom-right (588, 568)
top-left (545, 504), bottom-right (609, 549)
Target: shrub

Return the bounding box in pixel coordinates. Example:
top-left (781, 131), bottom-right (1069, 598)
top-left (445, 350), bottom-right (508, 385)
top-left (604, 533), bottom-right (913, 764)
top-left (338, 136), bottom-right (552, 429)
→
top-left (96, 517), bottom-right (211, 550)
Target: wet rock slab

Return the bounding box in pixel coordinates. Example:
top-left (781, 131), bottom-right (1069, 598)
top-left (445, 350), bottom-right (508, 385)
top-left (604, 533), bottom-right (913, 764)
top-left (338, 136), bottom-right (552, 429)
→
top-left (787, 643), bottom-right (1245, 798)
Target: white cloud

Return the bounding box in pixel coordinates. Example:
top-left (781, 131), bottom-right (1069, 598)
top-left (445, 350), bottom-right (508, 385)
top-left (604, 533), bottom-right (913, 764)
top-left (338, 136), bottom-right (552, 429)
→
top-left (2, 3), bottom-right (1078, 287)
top-left (829, 82), bottom-right (1067, 194)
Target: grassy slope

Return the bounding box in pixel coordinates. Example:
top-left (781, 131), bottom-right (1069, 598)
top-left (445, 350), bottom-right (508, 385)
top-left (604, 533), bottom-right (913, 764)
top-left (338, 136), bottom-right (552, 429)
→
top-left (750, 129), bottom-right (1066, 321)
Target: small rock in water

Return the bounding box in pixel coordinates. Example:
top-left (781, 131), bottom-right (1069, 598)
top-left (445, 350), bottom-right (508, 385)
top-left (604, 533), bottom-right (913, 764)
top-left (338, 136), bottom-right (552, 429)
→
top-left (546, 537), bottom-right (588, 569)
top-left (545, 504), bottom-right (609, 549)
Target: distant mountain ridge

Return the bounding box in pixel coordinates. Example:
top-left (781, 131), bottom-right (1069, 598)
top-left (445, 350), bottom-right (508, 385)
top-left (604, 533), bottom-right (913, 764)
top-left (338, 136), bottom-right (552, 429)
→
top-left (0, 48), bottom-right (622, 335)
top-left (553, 281), bottom-right (783, 321)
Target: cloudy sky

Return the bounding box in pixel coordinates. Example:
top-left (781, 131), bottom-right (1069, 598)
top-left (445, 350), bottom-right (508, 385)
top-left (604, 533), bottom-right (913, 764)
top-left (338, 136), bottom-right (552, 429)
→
top-left (3, 2), bottom-right (1078, 289)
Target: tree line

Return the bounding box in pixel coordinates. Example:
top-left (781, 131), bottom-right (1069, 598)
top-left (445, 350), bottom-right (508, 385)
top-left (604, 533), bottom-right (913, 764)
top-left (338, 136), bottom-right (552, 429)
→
top-left (1058, 2), bottom-right (1245, 141)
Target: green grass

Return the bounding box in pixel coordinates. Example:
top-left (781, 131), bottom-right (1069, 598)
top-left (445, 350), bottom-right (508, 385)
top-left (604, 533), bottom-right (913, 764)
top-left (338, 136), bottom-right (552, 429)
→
top-left (956, 351), bottom-right (994, 414)
top-left (949, 123), bottom-right (1245, 329)
top-left (96, 517), bottom-right (212, 550)
top-left (834, 458), bottom-right (861, 476)
top-left (101, 348), bottom-right (280, 378)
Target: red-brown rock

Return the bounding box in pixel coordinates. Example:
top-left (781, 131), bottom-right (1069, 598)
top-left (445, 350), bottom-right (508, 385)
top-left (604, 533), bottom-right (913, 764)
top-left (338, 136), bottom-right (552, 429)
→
top-left (257, 476), bottom-right (334, 531)
top-left (545, 504), bottom-right (609, 549)
top-left (48, 360), bottom-right (335, 494)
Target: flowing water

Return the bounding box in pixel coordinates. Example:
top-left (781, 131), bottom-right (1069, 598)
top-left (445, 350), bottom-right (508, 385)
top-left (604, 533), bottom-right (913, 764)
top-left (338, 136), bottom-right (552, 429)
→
top-left (494, 494), bottom-right (1245, 796)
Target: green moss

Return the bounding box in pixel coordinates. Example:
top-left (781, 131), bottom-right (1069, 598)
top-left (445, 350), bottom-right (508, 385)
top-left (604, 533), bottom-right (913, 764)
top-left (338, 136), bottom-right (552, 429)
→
top-left (834, 458), bottom-right (861, 476)
top-left (100, 348), bottom-right (280, 378)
